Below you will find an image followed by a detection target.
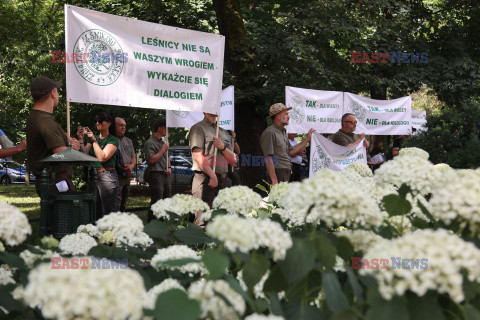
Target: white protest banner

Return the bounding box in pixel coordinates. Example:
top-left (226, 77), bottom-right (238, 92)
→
top-left (343, 92), bottom-right (412, 135)
top-left (65, 5), bottom-right (225, 114)
top-left (285, 86), bottom-right (343, 134)
top-left (411, 110), bottom-right (427, 134)
top-left (166, 86), bottom-right (234, 130)
top-left (309, 133), bottom-right (367, 176)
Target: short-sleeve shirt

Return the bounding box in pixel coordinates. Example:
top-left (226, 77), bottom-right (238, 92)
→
top-left (117, 136), bottom-right (135, 165)
top-left (144, 135), bottom-right (168, 171)
top-left (260, 124), bottom-right (292, 170)
top-left (332, 129), bottom-right (358, 146)
top-left (88, 134), bottom-right (118, 169)
top-left (189, 117), bottom-right (231, 174)
top-left (26, 109), bottom-right (72, 177)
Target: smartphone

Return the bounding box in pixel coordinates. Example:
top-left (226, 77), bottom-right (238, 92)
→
top-left (83, 127), bottom-right (88, 134)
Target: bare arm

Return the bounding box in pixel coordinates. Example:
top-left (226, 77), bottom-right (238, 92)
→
top-left (148, 143), bottom-right (169, 164)
top-left (289, 129), bottom-right (316, 156)
top-left (92, 142), bottom-right (117, 163)
top-left (0, 140), bottom-right (27, 158)
top-left (265, 155), bottom-right (278, 185)
top-left (192, 147), bottom-right (217, 188)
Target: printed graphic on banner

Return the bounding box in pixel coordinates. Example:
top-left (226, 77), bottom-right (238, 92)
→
top-left (411, 110), bottom-right (427, 134)
top-left (285, 86), bottom-right (343, 134)
top-left (343, 92), bottom-right (411, 135)
top-left (309, 133), bottom-right (366, 176)
top-left (65, 5), bottom-right (225, 113)
top-left (166, 86), bottom-right (234, 130)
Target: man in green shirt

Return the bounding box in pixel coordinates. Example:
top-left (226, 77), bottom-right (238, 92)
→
top-left (332, 113), bottom-right (369, 148)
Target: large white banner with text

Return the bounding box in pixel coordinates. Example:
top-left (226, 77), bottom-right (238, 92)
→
top-left (65, 5), bottom-right (225, 113)
top-left (309, 133), bottom-right (367, 176)
top-left (411, 110), bottom-right (427, 133)
top-left (343, 92), bottom-right (412, 135)
top-left (285, 86), bottom-right (343, 134)
top-left (166, 86), bottom-right (234, 130)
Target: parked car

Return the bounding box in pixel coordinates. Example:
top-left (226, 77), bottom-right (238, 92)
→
top-left (136, 146), bottom-right (194, 187)
top-left (0, 159), bottom-right (36, 185)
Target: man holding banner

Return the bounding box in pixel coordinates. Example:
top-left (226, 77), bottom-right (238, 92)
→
top-left (332, 113), bottom-right (370, 148)
top-left (260, 103), bottom-right (315, 184)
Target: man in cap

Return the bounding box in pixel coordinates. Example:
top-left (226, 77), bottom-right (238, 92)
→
top-left (144, 120), bottom-right (171, 222)
top-left (189, 113), bottom-right (235, 219)
top-left (332, 113), bottom-right (369, 148)
top-left (260, 103), bottom-right (315, 184)
top-left (115, 117), bottom-right (136, 212)
top-left (26, 76), bottom-right (80, 195)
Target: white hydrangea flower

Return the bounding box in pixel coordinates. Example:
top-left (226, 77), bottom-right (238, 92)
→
top-left (96, 212), bottom-right (153, 248)
top-left (374, 155), bottom-right (440, 195)
top-left (212, 186), bottom-right (263, 216)
top-left (151, 245), bottom-right (207, 275)
top-left (398, 147), bottom-right (429, 159)
top-left (20, 247), bottom-right (60, 268)
top-left (387, 215), bottom-right (414, 235)
top-left (345, 161), bottom-right (373, 177)
top-left (237, 269), bottom-right (270, 299)
top-left (0, 202), bottom-right (32, 246)
top-left (99, 230), bottom-right (117, 245)
top-left (59, 233), bottom-right (97, 256)
top-left (0, 240), bottom-right (4, 252)
top-left (267, 182), bottom-right (292, 208)
top-left (434, 163), bottom-right (452, 173)
top-left (143, 279), bottom-right (185, 310)
top-left (0, 264), bottom-right (15, 286)
top-left (407, 193), bottom-right (436, 221)
top-left (245, 314), bottom-right (285, 320)
top-left (429, 169), bottom-right (480, 232)
top-left (206, 215), bottom-right (292, 261)
top-left (40, 235), bottom-right (59, 248)
top-left (280, 170), bottom-right (382, 228)
top-left (22, 261), bottom-right (146, 320)
top-left (360, 229), bottom-right (480, 303)
top-left (337, 230), bottom-right (386, 253)
top-left (151, 194), bottom-right (209, 220)
top-left (188, 279), bottom-right (246, 320)
top-left (77, 224), bottom-right (101, 238)
top-left (333, 256), bottom-right (346, 272)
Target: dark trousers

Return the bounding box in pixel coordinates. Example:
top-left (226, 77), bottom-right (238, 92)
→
top-left (147, 171), bottom-right (171, 222)
top-left (290, 163), bottom-right (302, 182)
top-left (96, 170), bottom-right (119, 220)
top-left (273, 168), bottom-right (291, 183)
top-left (116, 175), bottom-right (131, 212)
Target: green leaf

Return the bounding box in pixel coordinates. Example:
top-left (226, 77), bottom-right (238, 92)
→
top-left (0, 287), bottom-right (24, 313)
top-left (407, 294), bottom-right (444, 320)
top-left (366, 296), bottom-right (409, 320)
top-left (286, 270), bottom-right (322, 302)
top-left (264, 265), bottom-right (288, 292)
top-left (257, 208), bottom-right (270, 219)
top-left (337, 237), bottom-right (354, 263)
top-left (144, 220), bottom-right (171, 241)
top-left (242, 253), bottom-right (270, 291)
top-left (313, 235), bottom-right (337, 268)
top-left (345, 266), bottom-right (364, 303)
top-left (210, 208), bottom-right (228, 220)
top-left (225, 275), bottom-right (256, 311)
top-left (256, 183), bottom-right (268, 193)
top-left (282, 301), bottom-right (325, 320)
top-left (417, 199), bottom-right (438, 228)
top-left (397, 184), bottom-right (412, 198)
top-left (174, 225), bottom-right (210, 245)
top-left (463, 304), bottom-right (480, 320)
top-left (0, 252), bottom-right (26, 269)
top-left (382, 194), bottom-right (412, 216)
top-left (202, 249), bottom-right (230, 280)
top-left (153, 289), bottom-right (201, 320)
top-left (268, 292), bottom-right (284, 317)
top-left (161, 258), bottom-right (201, 268)
top-left (408, 216), bottom-right (430, 229)
top-left (279, 238), bottom-right (315, 283)
top-left (323, 271), bottom-right (349, 313)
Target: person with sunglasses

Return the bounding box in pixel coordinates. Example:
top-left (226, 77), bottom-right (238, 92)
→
top-left (77, 112), bottom-right (119, 219)
top-left (332, 113), bottom-right (370, 149)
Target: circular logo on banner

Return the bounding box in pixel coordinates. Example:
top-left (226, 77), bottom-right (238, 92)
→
top-left (73, 29), bottom-right (125, 86)
top-left (288, 96), bottom-right (305, 124)
top-left (347, 101), bottom-right (366, 122)
top-left (312, 146), bottom-right (331, 173)
top-left (173, 111), bottom-right (190, 118)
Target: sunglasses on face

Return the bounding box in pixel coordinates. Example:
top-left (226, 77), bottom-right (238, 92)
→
top-left (344, 120), bottom-right (357, 125)
top-left (95, 119), bottom-right (104, 125)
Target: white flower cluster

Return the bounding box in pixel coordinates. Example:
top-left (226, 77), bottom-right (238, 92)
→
top-left (386, 215), bottom-right (414, 235)
top-left (0, 202), bottom-right (32, 246)
top-left (188, 279), bottom-right (246, 320)
top-left (59, 233), bottom-right (97, 255)
top-left (40, 235), bottom-right (59, 248)
top-left (267, 182), bottom-right (291, 208)
top-left (406, 193), bottom-right (435, 221)
top-left (144, 279), bottom-right (185, 310)
top-left (429, 169), bottom-right (480, 232)
top-left (151, 245), bottom-right (207, 275)
top-left (212, 186), bottom-right (263, 216)
top-left (20, 247), bottom-right (60, 268)
top-left (96, 212), bottom-right (153, 248)
top-left (22, 261), bottom-right (146, 320)
top-left (0, 264), bottom-right (15, 286)
top-left (245, 314), bottom-right (285, 320)
top-left (345, 161), bottom-right (373, 177)
top-left (99, 230), bottom-right (117, 245)
top-left (434, 163), bottom-right (452, 173)
top-left (398, 147), bottom-right (429, 160)
top-left (360, 229), bottom-right (480, 302)
top-left (0, 240), bottom-right (4, 252)
top-left (374, 155), bottom-right (440, 195)
top-left (77, 224), bottom-right (101, 238)
top-left (206, 215), bottom-right (292, 261)
top-left (337, 230), bottom-right (386, 253)
top-left (151, 194), bottom-right (209, 219)
top-left (280, 170), bottom-right (382, 228)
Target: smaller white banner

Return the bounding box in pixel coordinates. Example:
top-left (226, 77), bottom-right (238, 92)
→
top-left (309, 133), bottom-right (367, 176)
top-left (285, 86), bottom-right (343, 134)
top-left (343, 92), bottom-right (412, 135)
top-left (411, 110), bottom-right (427, 133)
top-left (166, 86), bottom-right (234, 130)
